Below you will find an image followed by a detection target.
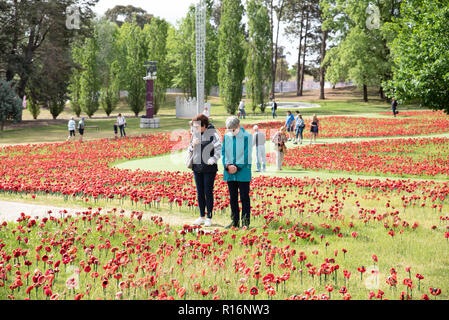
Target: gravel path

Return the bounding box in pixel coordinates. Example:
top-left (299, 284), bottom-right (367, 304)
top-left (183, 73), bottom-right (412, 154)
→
top-left (0, 201), bottom-right (79, 222)
top-left (0, 200), bottom-right (204, 227)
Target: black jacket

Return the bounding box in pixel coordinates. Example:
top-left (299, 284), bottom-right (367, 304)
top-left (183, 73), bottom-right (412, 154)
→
top-left (190, 124), bottom-right (222, 174)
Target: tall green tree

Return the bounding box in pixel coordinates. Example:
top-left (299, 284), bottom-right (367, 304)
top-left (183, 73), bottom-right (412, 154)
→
top-left (321, 0), bottom-right (400, 101)
top-left (79, 36), bottom-right (100, 118)
top-left (100, 61), bottom-right (120, 117)
top-left (96, 19), bottom-right (120, 117)
top-left (116, 23), bottom-right (147, 116)
top-left (1, 0), bottom-right (98, 99)
top-left (218, 0), bottom-right (246, 114)
top-left (246, 0), bottom-right (272, 113)
top-left (169, 11), bottom-right (196, 98)
top-left (0, 80), bottom-right (22, 131)
top-left (27, 26), bottom-right (73, 120)
top-left (384, 0), bottom-right (449, 112)
top-left (68, 42), bottom-right (83, 117)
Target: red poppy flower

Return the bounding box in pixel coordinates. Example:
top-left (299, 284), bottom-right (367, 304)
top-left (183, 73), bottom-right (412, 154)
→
top-left (250, 287), bottom-right (258, 296)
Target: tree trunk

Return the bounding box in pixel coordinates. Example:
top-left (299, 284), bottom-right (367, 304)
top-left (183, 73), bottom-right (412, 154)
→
top-left (363, 84), bottom-right (368, 102)
top-left (296, 9), bottom-right (305, 97)
top-left (270, 0), bottom-right (275, 99)
top-left (319, 30), bottom-right (328, 100)
top-left (379, 86), bottom-right (385, 100)
top-left (189, 49), bottom-right (194, 98)
top-left (298, 10), bottom-right (310, 97)
top-left (1, 120), bottom-right (4, 132)
top-left (271, 0), bottom-right (285, 100)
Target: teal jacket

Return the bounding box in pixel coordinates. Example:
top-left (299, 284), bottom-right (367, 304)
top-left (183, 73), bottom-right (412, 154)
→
top-left (222, 127), bottom-right (253, 182)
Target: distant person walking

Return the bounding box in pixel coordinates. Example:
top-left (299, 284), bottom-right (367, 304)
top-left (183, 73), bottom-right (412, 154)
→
top-left (189, 114), bottom-right (222, 228)
top-left (238, 101), bottom-right (246, 119)
top-left (272, 126), bottom-right (288, 171)
top-left (286, 111), bottom-right (295, 141)
top-left (272, 100), bottom-right (278, 119)
top-left (117, 114), bottom-right (126, 138)
top-left (114, 122), bottom-right (119, 139)
top-left (253, 125), bottom-right (267, 173)
top-left (203, 106), bottom-right (210, 118)
top-left (392, 98), bottom-right (399, 117)
top-left (310, 114), bottom-right (319, 144)
top-left (67, 117), bottom-right (76, 142)
top-left (294, 112), bottom-right (305, 145)
top-left (78, 117), bottom-right (85, 142)
top-left (222, 117), bottom-right (253, 229)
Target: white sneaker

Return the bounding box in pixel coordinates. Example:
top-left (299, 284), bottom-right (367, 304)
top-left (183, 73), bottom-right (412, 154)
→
top-left (204, 218), bottom-right (212, 227)
top-left (193, 217), bottom-right (206, 226)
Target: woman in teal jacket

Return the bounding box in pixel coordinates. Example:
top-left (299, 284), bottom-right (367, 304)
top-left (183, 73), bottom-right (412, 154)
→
top-left (222, 117), bottom-right (253, 229)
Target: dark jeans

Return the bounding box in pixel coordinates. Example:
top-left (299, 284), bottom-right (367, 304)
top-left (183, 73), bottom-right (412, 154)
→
top-left (193, 171), bottom-right (217, 219)
top-left (227, 181), bottom-right (251, 225)
top-left (119, 125), bottom-right (126, 137)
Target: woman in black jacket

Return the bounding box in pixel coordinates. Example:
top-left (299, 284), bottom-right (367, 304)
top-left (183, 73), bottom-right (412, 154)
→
top-left (189, 114), bottom-right (222, 227)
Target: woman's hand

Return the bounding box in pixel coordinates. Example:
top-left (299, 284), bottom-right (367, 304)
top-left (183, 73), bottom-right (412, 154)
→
top-left (227, 165), bottom-right (238, 174)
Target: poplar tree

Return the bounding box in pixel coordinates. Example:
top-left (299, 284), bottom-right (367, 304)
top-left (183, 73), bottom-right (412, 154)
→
top-left (218, 0), bottom-right (246, 115)
top-left (246, 0), bottom-right (272, 113)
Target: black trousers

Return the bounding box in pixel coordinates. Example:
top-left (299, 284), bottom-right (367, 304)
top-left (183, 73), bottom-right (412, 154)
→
top-left (193, 171), bottom-right (217, 219)
top-left (227, 181), bottom-right (251, 224)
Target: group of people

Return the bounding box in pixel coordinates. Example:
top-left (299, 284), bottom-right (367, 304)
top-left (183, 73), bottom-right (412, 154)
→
top-left (187, 109), bottom-right (322, 229)
top-left (66, 114), bottom-right (128, 141)
top-left (67, 117), bottom-right (85, 142)
top-left (285, 111), bottom-right (320, 145)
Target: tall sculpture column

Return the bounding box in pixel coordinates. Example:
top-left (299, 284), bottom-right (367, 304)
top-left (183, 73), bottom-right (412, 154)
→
top-left (146, 76), bottom-right (154, 119)
top-left (195, 0), bottom-right (206, 115)
top-left (141, 61), bottom-right (160, 128)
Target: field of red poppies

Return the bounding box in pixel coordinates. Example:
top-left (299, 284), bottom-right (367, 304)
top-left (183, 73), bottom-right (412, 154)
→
top-left (379, 110), bottom-right (449, 118)
top-left (280, 137), bottom-right (449, 179)
top-left (246, 115), bottom-right (449, 139)
top-left (1, 128), bottom-right (449, 300)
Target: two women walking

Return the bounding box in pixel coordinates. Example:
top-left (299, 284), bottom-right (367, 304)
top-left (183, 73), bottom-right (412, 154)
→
top-left (67, 117), bottom-right (86, 142)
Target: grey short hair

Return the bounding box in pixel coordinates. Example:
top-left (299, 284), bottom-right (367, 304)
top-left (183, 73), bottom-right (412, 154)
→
top-left (226, 116), bottom-right (240, 130)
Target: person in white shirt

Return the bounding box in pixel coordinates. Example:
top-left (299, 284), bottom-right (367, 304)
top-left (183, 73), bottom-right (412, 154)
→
top-left (203, 107), bottom-right (210, 118)
top-left (253, 126), bottom-right (266, 173)
top-left (238, 101), bottom-right (246, 119)
top-left (67, 117), bottom-right (76, 142)
top-left (117, 114), bottom-right (126, 138)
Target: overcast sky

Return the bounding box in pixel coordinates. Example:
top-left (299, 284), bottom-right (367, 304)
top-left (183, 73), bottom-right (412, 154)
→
top-left (94, 0), bottom-right (297, 66)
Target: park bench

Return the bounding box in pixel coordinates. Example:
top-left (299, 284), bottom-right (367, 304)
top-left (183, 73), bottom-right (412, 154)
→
top-left (84, 126), bottom-right (100, 132)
